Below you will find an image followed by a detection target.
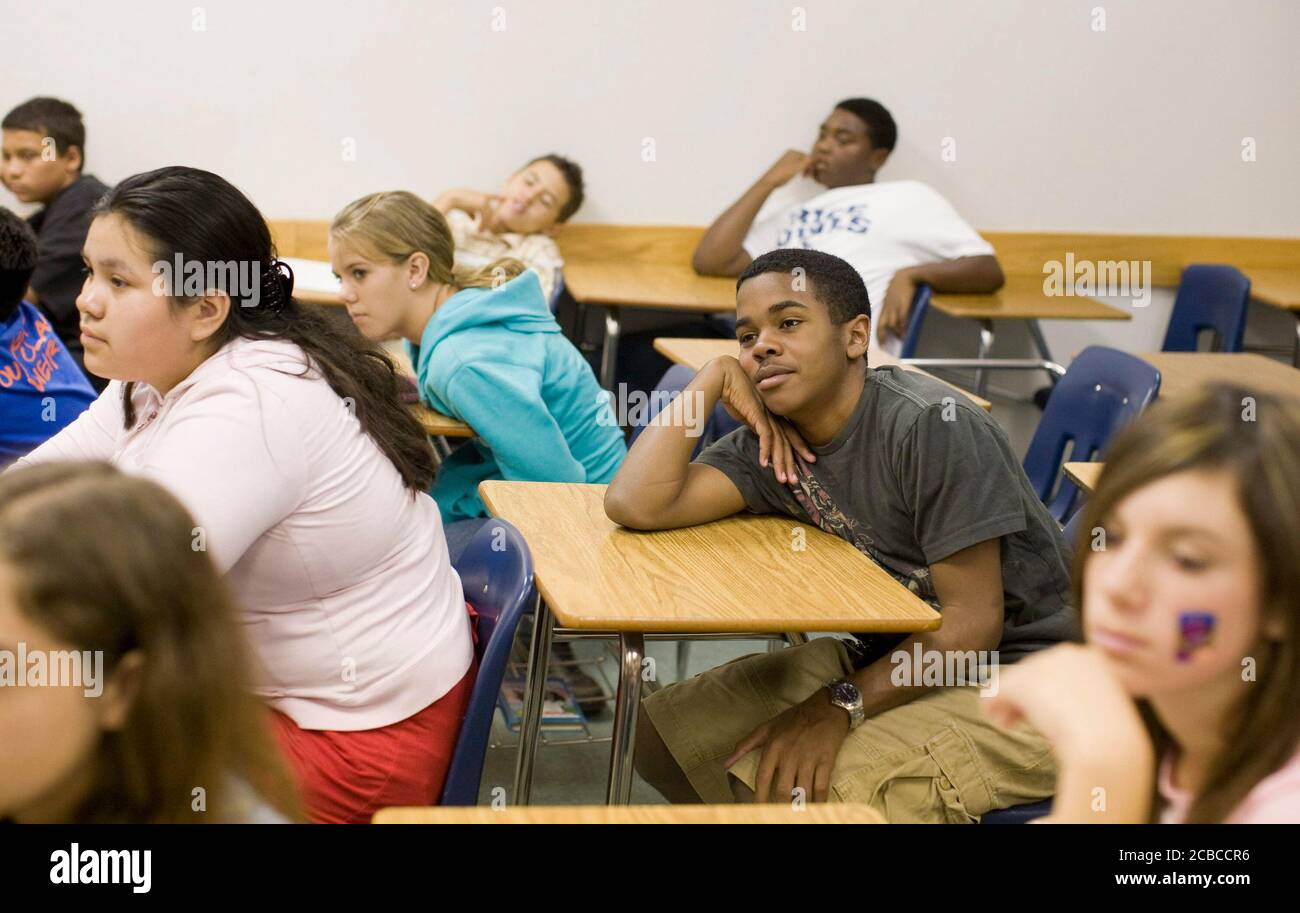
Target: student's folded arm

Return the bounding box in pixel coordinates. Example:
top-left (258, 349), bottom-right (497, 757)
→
top-left (906, 254), bottom-right (1005, 294)
top-left (606, 460), bottom-right (747, 531)
top-left (604, 373), bottom-right (748, 530)
top-left (443, 364), bottom-right (587, 484)
top-left (431, 190), bottom-right (461, 215)
top-left (9, 382), bottom-right (120, 469)
top-left (140, 384), bottom-right (307, 575)
top-left (691, 180), bottom-right (781, 276)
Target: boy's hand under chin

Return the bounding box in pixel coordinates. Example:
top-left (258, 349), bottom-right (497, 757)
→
top-left (707, 355), bottom-right (815, 486)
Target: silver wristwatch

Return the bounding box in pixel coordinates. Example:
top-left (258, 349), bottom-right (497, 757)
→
top-left (826, 678), bottom-right (865, 730)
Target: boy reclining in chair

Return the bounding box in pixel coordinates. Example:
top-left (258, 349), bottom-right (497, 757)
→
top-left (604, 249), bottom-right (1076, 822)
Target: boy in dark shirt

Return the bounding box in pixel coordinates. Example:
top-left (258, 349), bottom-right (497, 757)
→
top-left (605, 248), bottom-right (1076, 821)
top-left (0, 207), bottom-right (96, 464)
top-left (2, 97), bottom-right (109, 388)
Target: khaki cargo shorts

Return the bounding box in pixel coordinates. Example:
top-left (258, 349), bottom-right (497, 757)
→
top-left (642, 637), bottom-right (1056, 823)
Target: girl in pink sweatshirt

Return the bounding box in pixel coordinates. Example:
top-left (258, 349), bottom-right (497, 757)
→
top-left (13, 166), bottom-right (475, 823)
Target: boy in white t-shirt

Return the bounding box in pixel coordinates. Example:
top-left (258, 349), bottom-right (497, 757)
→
top-left (432, 154), bottom-right (583, 305)
top-left (693, 98), bottom-right (1004, 356)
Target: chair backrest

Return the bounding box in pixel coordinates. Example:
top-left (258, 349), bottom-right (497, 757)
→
top-left (1023, 346), bottom-right (1160, 523)
top-left (1161, 264), bottom-right (1251, 353)
top-left (898, 283), bottom-right (934, 360)
top-left (629, 364), bottom-right (740, 455)
top-left (440, 519), bottom-right (536, 805)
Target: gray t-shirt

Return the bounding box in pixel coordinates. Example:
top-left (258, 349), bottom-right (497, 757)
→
top-left (695, 366), bottom-right (1079, 663)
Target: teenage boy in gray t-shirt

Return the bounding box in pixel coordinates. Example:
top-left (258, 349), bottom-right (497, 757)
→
top-left (604, 248), bottom-right (1077, 821)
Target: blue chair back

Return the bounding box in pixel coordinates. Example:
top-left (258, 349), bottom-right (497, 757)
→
top-left (1161, 264), bottom-right (1250, 353)
top-left (629, 364), bottom-right (740, 456)
top-left (440, 519), bottom-right (536, 805)
top-left (1023, 346), bottom-right (1160, 523)
top-left (898, 283), bottom-right (934, 359)
top-left (981, 798), bottom-right (1053, 824)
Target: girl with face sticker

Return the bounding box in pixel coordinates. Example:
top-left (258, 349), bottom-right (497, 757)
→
top-left (984, 384), bottom-right (1300, 823)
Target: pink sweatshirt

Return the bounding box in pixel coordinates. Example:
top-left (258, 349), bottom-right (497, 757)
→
top-left (16, 336), bottom-right (474, 731)
top-left (1160, 743), bottom-right (1300, 824)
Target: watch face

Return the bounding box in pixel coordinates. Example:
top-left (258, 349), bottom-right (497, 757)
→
top-left (831, 682), bottom-right (858, 704)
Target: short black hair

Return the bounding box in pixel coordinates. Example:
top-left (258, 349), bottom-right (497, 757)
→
top-left (527, 153), bottom-right (584, 222)
top-left (736, 249), bottom-right (870, 325)
top-left (0, 207), bottom-right (40, 322)
top-left (2, 97), bottom-right (87, 170)
top-left (833, 97), bottom-right (896, 151)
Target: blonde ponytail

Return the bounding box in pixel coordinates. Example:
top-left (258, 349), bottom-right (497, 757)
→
top-left (451, 256), bottom-right (527, 290)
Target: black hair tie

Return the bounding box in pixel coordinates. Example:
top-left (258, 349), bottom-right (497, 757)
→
top-left (259, 259), bottom-right (295, 312)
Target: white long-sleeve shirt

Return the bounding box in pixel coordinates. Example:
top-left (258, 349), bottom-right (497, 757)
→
top-left (15, 336), bottom-right (473, 731)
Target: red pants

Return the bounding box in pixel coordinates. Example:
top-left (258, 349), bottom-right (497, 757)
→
top-left (271, 657), bottom-right (477, 824)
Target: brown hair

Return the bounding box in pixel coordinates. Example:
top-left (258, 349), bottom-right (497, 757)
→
top-left (0, 461), bottom-right (302, 823)
top-left (330, 190), bottom-right (526, 291)
top-left (1072, 384), bottom-right (1300, 823)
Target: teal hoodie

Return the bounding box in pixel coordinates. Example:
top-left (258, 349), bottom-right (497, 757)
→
top-left (409, 270), bottom-right (626, 521)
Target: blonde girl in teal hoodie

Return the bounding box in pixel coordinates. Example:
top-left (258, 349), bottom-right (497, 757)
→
top-left (329, 191), bottom-right (625, 552)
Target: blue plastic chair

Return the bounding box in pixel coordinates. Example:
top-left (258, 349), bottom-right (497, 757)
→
top-left (1161, 264), bottom-right (1250, 353)
top-left (628, 364), bottom-right (741, 456)
top-left (1021, 346), bottom-right (1160, 523)
top-left (981, 798), bottom-right (1053, 824)
top-left (440, 519), bottom-right (537, 805)
top-left (898, 283), bottom-right (934, 359)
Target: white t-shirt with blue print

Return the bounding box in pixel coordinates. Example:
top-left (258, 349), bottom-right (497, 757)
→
top-left (743, 178), bottom-right (994, 355)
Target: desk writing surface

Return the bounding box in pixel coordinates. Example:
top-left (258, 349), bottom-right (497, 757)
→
top-left (478, 481), bottom-right (941, 634)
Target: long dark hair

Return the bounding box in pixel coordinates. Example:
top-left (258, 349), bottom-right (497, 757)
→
top-left (94, 166), bottom-right (434, 492)
top-left (0, 461), bottom-right (302, 822)
top-left (1073, 384), bottom-right (1300, 823)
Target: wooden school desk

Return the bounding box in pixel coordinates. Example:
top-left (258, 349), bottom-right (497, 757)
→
top-left (557, 226), bottom-right (736, 389)
top-left (380, 344), bottom-right (475, 439)
top-left (1063, 462), bottom-right (1103, 494)
top-left (1139, 352), bottom-right (1300, 403)
top-left (477, 480), bottom-right (941, 805)
top-left (913, 275), bottom-right (1132, 397)
top-left (652, 337), bottom-right (994, 413)
top-left (413, 404), bottom-right (473, 439)
top-left (374, 803), bottom-right (886, 824)
top-left (280, 257), bottom-right (344, 306)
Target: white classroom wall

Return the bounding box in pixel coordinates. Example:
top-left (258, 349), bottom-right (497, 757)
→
top-left (3, 0), bottom-right (1297, 378)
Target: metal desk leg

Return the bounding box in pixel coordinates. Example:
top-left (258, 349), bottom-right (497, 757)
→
top-left (600, 306), bottom-right (623, 391)
top-left (606, 631), bottom-right (646, 804)
top-left (1026, 319), bottom-right (1059, 386)
top-left (974, 319), bottom-right (995, 397)
top-left (512, 593), bottom-right (551, 805)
